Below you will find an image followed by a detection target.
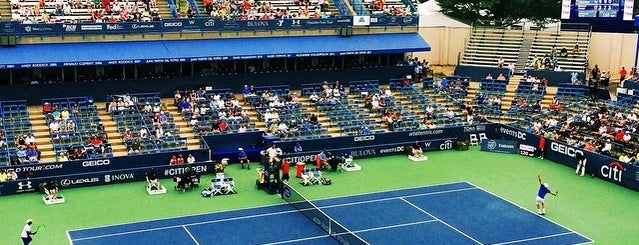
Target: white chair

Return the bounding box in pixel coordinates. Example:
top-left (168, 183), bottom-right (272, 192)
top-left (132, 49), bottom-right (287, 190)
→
top-left (211, 178), bottom-right (224, 196)
top-left (310, 168), bottom-right (322, 185)
top-left (300, 169), bottom-right (313, 186)
top-left (223, 178), bottom-right (236, 194)
top-left (469, 134), bottom-right (479, 146)
top-left (479, 133), bottom-right (488, 142)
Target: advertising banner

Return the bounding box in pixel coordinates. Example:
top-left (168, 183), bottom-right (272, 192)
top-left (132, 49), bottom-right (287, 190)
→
top-left (0, 17), bottom-right (362, 35)
top-left (0, 162), bottom-right (213, 196)
top-left (496, 124), bottom-right (639, 191)
top-left (0, 149), bottom-right (210, 180)
top-left (480, 139), bottom-right (518, 154)
top-left (282, 138), bottom-right (458, 164)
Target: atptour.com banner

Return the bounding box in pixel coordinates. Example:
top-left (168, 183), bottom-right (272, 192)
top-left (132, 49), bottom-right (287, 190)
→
top-left (282, 138), bottom-right (458, 164)
top-left (497, 125), bottom-right (639, 191)
top-left (0, 163), bottom-right (213, 196)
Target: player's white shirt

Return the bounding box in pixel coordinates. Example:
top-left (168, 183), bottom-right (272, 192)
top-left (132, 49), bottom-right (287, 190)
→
top-left (21, 224), bottom-right (30, 238)
top-left (267, 147), bottom-right (282, 158)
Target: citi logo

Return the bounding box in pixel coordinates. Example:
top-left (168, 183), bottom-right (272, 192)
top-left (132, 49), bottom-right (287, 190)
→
top-left (601, 161), bottom-right (624, 182)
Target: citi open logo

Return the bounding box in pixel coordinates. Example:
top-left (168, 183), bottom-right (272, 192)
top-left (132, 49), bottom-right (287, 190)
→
top-left (487, 140), bottom-right (497, 150)
top-left (601, 161), bottom-right (624, 182)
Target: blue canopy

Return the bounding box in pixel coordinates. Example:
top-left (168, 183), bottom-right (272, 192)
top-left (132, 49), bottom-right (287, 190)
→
top-left (0, 33), bottom-right (430, 69)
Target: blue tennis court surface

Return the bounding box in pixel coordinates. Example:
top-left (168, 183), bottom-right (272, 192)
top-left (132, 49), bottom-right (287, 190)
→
top-left (67, 182), bottom-right (593, 245)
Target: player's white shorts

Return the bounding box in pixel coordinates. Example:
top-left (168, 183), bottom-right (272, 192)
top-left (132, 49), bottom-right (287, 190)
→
top-left (536, 196), bottom-right (545, 204)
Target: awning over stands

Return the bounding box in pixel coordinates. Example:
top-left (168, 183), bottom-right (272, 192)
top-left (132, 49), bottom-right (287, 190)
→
top-left (0, 33), bottom-right (430, 69)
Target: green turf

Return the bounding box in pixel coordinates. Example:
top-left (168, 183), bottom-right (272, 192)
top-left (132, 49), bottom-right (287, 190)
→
top-left (1, 147), bottom-right (638, 244)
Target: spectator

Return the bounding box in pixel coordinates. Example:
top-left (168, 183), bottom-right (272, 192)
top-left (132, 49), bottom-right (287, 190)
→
top-left (187, 154), bottom-right (195, 163)
top-left (128, 138), bottom-right (141, 153)
top-left (169, 155), bottom-right (178, 165)
top-left (238, 148), bottom-right (250, 169)
top-left (620, 67), bottom-right (627, 84)
top-left (176, 154), bottom-right (185, 164)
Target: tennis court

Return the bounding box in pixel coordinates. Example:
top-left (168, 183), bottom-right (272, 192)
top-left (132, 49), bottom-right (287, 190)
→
top-left (67, 182), bottom-right (592, 245)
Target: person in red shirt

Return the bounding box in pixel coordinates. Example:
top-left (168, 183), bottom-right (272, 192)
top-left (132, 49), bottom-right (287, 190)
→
top-left (43, 102), bottom-right (52, 114)
top-left (176, 154), bottom-right (185, 164)
top-left (538, 133), bottom-right (546, 159)
top-left (281, 158), bottom-right (290, 182)
top-left (620, 67), bottom-right (627, 83)
top-left (169, 155), bottom-right (178, 165)
top-left (219, 120), bottom-right (228, 132)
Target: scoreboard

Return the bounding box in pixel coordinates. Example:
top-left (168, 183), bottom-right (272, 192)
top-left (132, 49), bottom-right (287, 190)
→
top-left (561, 0), bottom-right (635, 32)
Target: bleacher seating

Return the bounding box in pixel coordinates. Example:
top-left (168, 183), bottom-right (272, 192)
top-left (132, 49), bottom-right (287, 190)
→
top-left (0, 100), bottom-right (32, 166)
top-left (527, 30), bottom-right (589, 72)
top-left (42, 96), bottom-right (115, 161)
top-left (460, 28), bottom-right (523, 67)
top-left (109, 92), bottom-right (187, 154)
top-left (556, 84), bottom-right (590, 101)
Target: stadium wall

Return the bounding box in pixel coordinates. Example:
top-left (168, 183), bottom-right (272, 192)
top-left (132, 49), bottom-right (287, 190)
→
top-left (0, 66), bottom-right (413, 104)
top-left (496, 124), bottom-right (639, 192)
top-left (0, 124), bottom-right (497, 196)
top-left (2, 123), bottom-right (638, 196)
top-left (414, 26), bottom-right (470, 66)
top-left (588, 32), bottom-right (637, 77)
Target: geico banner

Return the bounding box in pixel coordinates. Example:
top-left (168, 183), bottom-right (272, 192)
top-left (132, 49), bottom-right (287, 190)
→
top-left (275, 124), bottom-right (496, 153)
top-left (496, 125), bottom-right (639, 192)
top-left (281, 138), bottom-right (458, 164)
top-left (480, 139), bottom-right (518, 154)
top-left (0, 149), bottom-right (209, 180)
top-left (0, 162), bottom-right (213, 196)
top-left (544, 139), bottom-right (639, 191)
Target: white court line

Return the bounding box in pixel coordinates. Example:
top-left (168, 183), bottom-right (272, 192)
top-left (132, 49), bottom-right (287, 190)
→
top-left (66, 230), bottom-right (74, 245)
top-left (68, 202), bottom-right (291, 232)
top-left (318, 187), bottom-right (477, 210)
top-left (182, 225), bottom-right (201, 245)
top-left (260, 234), bottom-right (331, 245)
top-left (71, 209), bottom-right (300, 242)
top-left (311, 181), bottom-right (472, 202)
top-left (353, 219), bottom-right (439, 233)
top-left (465, 182), bottom-right (595, 244)
top-left (68, 182), bottom-right (469, 233)
top-left (490, 231), bottom-right (575, 245)
top-left (401, 197), bottom-right (484, 245)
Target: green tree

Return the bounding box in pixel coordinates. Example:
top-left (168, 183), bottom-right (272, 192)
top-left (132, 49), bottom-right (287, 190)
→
top-left (435, 0), bottom-right (561, 27)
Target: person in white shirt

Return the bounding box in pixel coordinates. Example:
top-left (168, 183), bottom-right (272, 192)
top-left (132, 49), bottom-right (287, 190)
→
top-left (266, 144), bottom-right (282, 162)
top-left (21, 218), bottom-right (37, 245)
top-left (187, 154), bottom-right (195, 163)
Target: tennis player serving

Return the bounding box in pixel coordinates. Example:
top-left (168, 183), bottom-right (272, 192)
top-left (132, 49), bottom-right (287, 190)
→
top-left (536, 174), bottom-right (558, 215)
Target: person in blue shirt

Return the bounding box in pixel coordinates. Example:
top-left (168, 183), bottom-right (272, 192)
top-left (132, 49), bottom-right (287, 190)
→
top-left (360, 127), bottom-right (371, 135)
top-left (293, 143), bottom-right (303, 153)
top-left (238, 148), bottom-right (250, 170)
top-left (536, 175), bottom-right (557, 215)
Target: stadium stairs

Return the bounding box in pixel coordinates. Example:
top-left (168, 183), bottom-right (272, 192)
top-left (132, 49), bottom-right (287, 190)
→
top-left (158, 1), bottom-right (174, 19)
top-left (461, 26), bottom-right (591, 73)
top-left (0, 1), bottom-right (10, 21)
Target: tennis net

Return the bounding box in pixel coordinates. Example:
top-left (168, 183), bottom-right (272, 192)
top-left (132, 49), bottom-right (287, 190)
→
top-left (281, 183), bottom-right (369, 245)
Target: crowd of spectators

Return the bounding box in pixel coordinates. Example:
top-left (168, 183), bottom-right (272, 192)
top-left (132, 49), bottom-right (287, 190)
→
top-left (175, 88), bottom-right (251, 136)
top-left (10, 0), bottom-right (161, 23)
top-left (201, 0), bottom-right (333, 19)
top-left (364, 0), bottom-right (412, 16)
top-left (519, 96), bottom-right (639, 166)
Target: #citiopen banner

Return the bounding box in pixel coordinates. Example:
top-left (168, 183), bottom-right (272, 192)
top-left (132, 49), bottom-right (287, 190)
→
top-left (480, 139), bottom-right (519, 154)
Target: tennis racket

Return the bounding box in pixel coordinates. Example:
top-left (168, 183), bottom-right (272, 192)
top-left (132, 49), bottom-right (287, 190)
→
top-left (35, 224), bottom-right (45, 234)
top-left (554, 191), bottom-right (559, 197)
